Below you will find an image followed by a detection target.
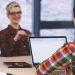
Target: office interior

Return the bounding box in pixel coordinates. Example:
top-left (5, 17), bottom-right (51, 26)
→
top-left (0, 0), bottom-right (75, 75)
top-left (0, 0), bottom-right (74, 42)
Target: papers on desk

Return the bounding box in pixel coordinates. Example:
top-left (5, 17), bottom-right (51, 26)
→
top-left (0, 72), bottom-right (6, 75)
top-left (0, 72), bottom-right (13, 75)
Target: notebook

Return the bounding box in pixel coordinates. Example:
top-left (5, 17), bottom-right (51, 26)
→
top-left (29, 36), bottom-right (67, 67)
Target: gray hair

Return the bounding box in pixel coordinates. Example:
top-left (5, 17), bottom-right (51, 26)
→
top-left (6, 1), bottom-right (21, 15)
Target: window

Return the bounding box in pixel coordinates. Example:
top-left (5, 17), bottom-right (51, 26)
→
top-left (40, 0), bottom-right (74, 21)
top-left (40, 0), bottom-right (74, 42)
top-left (40, 28), bottom-right (75, 42)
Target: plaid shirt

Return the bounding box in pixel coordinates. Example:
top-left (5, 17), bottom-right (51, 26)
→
top-left (36, 42), bottom-right (75, 75)
top-left (0, 25), bottom-right (32, 57)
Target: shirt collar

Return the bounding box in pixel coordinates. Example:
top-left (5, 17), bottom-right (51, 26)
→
top-left (8, 25), bottom-right (22, 34)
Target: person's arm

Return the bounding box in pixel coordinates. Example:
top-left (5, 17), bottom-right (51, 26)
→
top-left (0, 30), bottom-right (34, 57)
top-left (35, 42), bottom-right (75, 75)
top-left (14, 30), bottom-right (34, 41)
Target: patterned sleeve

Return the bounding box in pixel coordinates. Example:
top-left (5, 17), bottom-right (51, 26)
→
top-left (36, 42), bottom-right (75, 75)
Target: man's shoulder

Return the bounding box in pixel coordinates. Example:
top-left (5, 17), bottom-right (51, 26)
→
top-left (0, 27), bottom-right (9, 34)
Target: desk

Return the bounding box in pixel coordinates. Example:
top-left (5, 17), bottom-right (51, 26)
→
top-left (0, 56), bottom-right (65, 75)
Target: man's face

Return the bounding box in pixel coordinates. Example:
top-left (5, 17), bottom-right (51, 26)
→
top-left (8, 7), bottom-right (22, 24)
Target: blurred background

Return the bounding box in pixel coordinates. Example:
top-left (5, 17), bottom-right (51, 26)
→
top-left (0, 0), bottom-right (74, 42)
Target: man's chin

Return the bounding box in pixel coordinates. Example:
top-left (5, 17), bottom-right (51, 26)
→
top-left (12, 23), bottom-right (19, 25)
top-left (13, 22), bottom-right (20, 24)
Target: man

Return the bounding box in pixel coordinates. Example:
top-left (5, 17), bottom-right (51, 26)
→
top-left (0, 1), bottom-right (34, 57)
top-left (35, 7), bottom-right (75, 75)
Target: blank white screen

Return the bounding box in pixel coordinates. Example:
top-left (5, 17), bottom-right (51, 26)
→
top-left (30, 37), bottom-right (66, 63)
top-left (0, 72), bottom-right (7, 75)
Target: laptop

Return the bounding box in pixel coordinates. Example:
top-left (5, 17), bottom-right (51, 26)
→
top-left (29, 36), bottom-right (67, 67)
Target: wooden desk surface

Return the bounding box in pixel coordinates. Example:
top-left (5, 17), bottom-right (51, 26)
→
top-left (0, 56), bottom-right (65, 75)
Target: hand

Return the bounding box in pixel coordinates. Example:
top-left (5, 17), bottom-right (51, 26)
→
top-left (35, 73), bottom-right (38, 75)
top-left (28, 34), bottom-right (34, 37)
top-left (14, 30), bottom-right (27, 41)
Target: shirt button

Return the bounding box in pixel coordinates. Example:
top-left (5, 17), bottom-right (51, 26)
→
top-left (11, 48), bottom-right (13, 50)
top-left (22, 40), bottom-right (24, 42)
top-left (23, 45), bottom-right (25, 48)
top-left (25, 51), bottom-right (27, 53)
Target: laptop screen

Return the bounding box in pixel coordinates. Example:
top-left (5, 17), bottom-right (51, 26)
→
top-left (29, 36), bottom-right (67, 66)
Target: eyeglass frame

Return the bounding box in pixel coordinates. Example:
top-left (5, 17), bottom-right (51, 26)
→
top-left (8, 11), bottom-right (22, 16)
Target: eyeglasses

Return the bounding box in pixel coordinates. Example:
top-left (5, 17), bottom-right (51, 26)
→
top-left (8, 11), bottom-right (22, 16)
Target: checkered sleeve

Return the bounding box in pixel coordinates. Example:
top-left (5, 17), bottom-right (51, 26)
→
top-left (36, 42), bottom-right (75, 75)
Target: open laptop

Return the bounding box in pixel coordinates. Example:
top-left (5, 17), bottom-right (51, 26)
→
top-left (29, 36), bottom-right (67, 67)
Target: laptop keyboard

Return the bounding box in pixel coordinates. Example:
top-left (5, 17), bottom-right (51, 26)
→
top-left (3, 62), bottom-right (32, 68)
